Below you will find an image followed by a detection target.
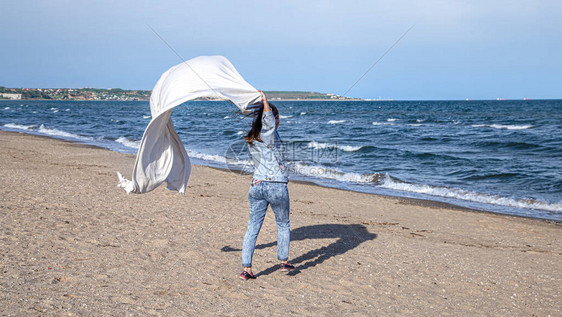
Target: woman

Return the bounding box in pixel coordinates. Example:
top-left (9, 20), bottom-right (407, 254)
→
top-left (239, 91), bottom-right (294, 280)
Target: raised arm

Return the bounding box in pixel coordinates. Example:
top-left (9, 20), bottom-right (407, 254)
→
top-left (258, 90), bottom-right (276, 143)
top-left (259, 90), bottom-right (270, 113)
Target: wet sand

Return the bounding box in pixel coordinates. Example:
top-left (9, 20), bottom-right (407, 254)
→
top-left (0, 130), bottom-right (560, 316)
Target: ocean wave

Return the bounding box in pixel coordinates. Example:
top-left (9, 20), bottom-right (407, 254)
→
top-left (307, 141), bottom-right (363, 152)
top-left (4, 123), bottom-right (35, 130)
top-left (387, 118), bottom-right (398, 122)
top-left (2, 99), bottom-right (560, 220)
top-left (328, 120), bottom-right (346, 124)
top-left (474, 140), bottom-right (542, 150)
top-left (37, 124), bottom-right (93, 141)
top-left (462, 172), bottom-right (519, 181)
top-left (279, 115), bottom-right (292, 119)
top-left (187, 149), bottom-right (253, 167)
top-left (186, 149), bottom-right (226, 163)
top-left (372, 121), bottom-right (394, 126)
top-left (290, 162), bottom-right (383, 183)
top-left (189, 148), bottom-right (256, 172)
top-left (115, 137), bottom-right (141, 149)
top-left (380, 176), bottom-right (562, 212)
top-left (4, 107), bottom-right (11, 110)
top-left (472, 124), bottom-right (533, 130)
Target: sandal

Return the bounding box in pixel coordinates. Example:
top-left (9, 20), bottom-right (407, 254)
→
top-left (280, 262), bottom-right (295, 272)
top-left (239, 271), bottom-right (256, 280)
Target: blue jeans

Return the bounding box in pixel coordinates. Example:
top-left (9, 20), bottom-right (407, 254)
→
top-left (242, 181), bottom-right (290, 268)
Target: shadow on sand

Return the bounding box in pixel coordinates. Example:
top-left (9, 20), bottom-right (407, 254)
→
top-left (221, 223), bottom-right (377, 276)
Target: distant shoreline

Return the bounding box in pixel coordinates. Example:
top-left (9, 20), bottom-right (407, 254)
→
top-left (0, 87), bottom-right (362, 101)
top-left (3, 97), bottom-right (561, 102)
top-left (0, 98), bottom-right (366, 102)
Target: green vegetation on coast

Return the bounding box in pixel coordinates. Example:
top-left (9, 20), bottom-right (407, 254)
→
top-left (0, 87), bottom-right (359, 101)
top-left (0, 87), bottom-right (150, 101)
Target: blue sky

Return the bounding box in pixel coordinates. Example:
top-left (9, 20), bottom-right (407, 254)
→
top-left (1, 0), bottom-right (560, 100)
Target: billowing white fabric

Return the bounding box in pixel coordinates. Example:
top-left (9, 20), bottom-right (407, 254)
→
top-left (117, 55), bottom-right (261, 194)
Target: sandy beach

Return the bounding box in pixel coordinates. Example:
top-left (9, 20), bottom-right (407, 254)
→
top-left (0, 130), bottom-right (560, 316)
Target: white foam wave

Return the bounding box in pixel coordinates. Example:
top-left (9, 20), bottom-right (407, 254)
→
top-left (300, 112), bottom-right (307, 115)
top-left (290, 162), bottom-right (379, 183)
top-left (37, 124), bottom-right (92, 140)
top-left (416, 119), bottom-right (425, 123)
top-left (4, 107), bottom-right (10, 110)
top-left (387, 118), bottom-right (398, 122)
top-left (372, 121), bottom-right (394, 126)
top-left (472, 124), bottom-right (533, 130)
top-left (328, 120), bottom-right (346, 124)
top-left (409, 124), bottom-right (422, 127)
top-left (236, 131), bottom-right (244, 135)
top-left (186, 149), bottom-right (253, 167)
top-left (142, 115), bottom-right (151, 119)
top-left (223, 116), bottom-right (230, 119)
top-left (307, 141), bottom-right (363, 152)
top-left (381, 176), bottom-right (562, 212)
top-left (279, 115), bottom-right (292, 119)
top-left (4, 123), bottom-right (35, 130)
top-left (186, 149), bottom-right (227, 163)
top-left (115, 137), bottom-right (140, 149)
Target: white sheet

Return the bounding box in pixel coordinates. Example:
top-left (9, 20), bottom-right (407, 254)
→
top-left (117, 55), bottom-right (261, 194)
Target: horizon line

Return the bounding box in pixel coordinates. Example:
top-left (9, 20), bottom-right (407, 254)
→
top-left (0, 86), bottom-right (560, 101)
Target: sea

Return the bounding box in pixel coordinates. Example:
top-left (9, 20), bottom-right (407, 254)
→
top-left (1, 99), bottom-right (561, 221)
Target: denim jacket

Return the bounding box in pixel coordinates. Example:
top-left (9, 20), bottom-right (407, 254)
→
top-left (248, 111), bottom-right (289, 183)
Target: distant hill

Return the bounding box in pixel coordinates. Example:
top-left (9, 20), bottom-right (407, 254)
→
top-left (0, 87), bottom-right (150, 101)
top-left (263, 91), bottom-right (357, 100)
top-left (0, 87), bottom-right (360, 101)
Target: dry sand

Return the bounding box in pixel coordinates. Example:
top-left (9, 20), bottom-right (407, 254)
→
top-left (0, 130), bottom-right (560, 316)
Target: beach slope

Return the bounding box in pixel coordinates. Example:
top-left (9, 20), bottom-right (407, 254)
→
top-left (0, 131), bottom-right (560, 316)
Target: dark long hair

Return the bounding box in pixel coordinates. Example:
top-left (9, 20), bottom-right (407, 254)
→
top-left (242, 102), bottom-right (278, 144)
